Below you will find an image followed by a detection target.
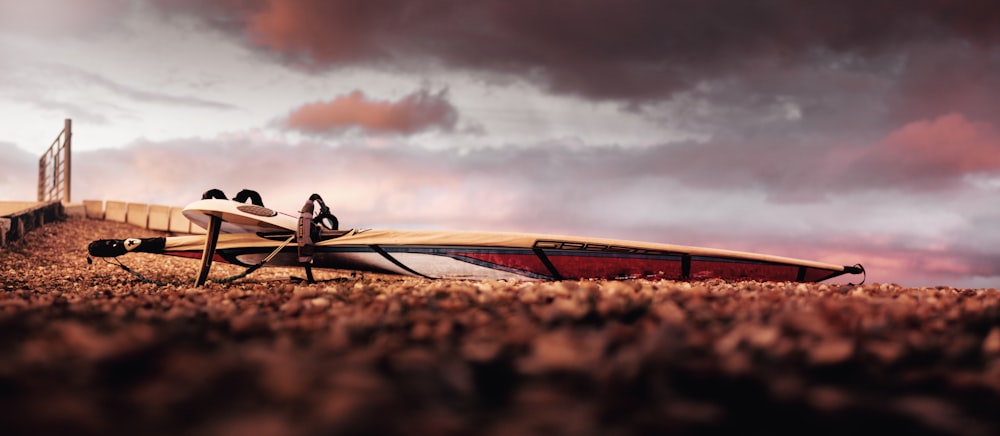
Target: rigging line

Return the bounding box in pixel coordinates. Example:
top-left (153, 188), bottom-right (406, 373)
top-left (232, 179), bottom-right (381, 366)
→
top-left (100, 257), bottom-right (168, 286)
top-left (212, 234), bottom-right (295, 284)
top-left (532, 248), bottom-right (564, 280)
top-left (369, 244), bottom-right (433, 279)
top-left (262, 234), bottom-right (295, 263)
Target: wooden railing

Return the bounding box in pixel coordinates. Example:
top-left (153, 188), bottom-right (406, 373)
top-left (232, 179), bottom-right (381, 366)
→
top-left (83, 200), bottom-right (202, 235)
top-left (38, 119), bottom-right (72, 202)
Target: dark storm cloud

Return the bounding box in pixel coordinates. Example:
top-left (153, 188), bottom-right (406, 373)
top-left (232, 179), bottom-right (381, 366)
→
top-left (887, 41), bottom-right (1000, 123)
top-left (152, 0), bottom-right (1000, 101)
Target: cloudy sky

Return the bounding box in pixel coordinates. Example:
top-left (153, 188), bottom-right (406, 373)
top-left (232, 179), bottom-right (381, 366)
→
top-left (2, 0), bottom-right (999, 287)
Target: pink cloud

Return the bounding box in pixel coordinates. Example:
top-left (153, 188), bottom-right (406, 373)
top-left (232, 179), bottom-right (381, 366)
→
top-left (878, 113), bottom-right (1000, 176)
top-left (283, 89), bottom-right (458, 135)
top-left (833, 114), bottom-right (1000, 191)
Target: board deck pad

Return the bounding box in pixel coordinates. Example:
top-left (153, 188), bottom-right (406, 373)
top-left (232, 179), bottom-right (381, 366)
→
top-left (183, 199), bottom-right (298, 233)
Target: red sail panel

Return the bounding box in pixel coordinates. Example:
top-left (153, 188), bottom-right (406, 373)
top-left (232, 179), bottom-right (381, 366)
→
top-left (545, 255), bottom-right (684, 279)
top-left (456, 253), bottom-right (555, 277)
top-left (689, 259), bottom-right (800, 281)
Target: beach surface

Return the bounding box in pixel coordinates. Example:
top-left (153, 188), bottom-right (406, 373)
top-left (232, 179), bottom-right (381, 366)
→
top-left (2, 217), bottom-right (998, 435)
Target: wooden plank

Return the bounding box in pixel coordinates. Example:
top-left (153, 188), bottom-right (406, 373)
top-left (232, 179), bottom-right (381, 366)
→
top-left (83, 200), bottom-right (104, 219)
top-left (0, 202), bottom-right (43, 216)
top-left (105, 201), bottom-right (127, 223)
top-left (1, 202), bottom-right (63, 247)
top-left (169, 207), bottom-right (192, 234)
top-left (148, 204), bottom-right (171, 231)
top-left (126, 203), bottom-right (149, 228)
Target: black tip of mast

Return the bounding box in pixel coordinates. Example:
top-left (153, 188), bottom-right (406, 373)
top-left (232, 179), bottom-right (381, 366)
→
top-left (88, 239), bottom-right (128, 257)
top-left (844, 264), bottom-right (865, 275)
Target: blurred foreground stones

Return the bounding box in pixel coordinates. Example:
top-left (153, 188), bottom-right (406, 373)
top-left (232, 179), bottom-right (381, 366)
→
top-left (1, 217), bottom-right (999, 435)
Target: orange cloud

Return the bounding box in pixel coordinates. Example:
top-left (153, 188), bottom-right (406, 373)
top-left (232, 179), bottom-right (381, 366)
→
top-left (283, 89), bottom-right (458, 135)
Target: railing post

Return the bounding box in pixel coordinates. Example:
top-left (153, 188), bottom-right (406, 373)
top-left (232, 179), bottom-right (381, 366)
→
top-left (53, 147), bottom-right (60, 200)
top-left (37, 156), bottom-right (46, 201)
top-left (63, 118), bottom-right (71, 203)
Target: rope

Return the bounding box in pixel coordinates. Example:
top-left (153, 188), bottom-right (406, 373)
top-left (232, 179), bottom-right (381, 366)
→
top-left (98, 257), bottom-right (168, 286)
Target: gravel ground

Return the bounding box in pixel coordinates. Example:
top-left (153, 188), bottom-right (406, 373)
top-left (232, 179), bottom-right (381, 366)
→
top-left (1, 216), bottom-right (999, 435)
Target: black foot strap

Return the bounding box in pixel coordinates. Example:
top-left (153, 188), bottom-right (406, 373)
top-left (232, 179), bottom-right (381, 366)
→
top-left (202, 188), bottom-right (227, 200)
top-left (233, 189), bottom-right (264, 206)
